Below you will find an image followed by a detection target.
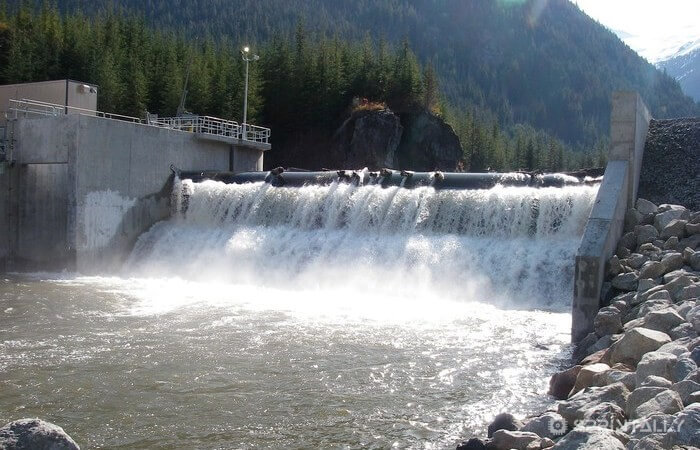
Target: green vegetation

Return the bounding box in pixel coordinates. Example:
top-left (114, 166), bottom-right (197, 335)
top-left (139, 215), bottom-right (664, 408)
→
top-left (1, 1), bottom-right (692, 171)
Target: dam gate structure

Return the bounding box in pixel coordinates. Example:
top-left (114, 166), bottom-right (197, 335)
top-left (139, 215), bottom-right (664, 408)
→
top-left (0, 84), bottom-right (652, 345)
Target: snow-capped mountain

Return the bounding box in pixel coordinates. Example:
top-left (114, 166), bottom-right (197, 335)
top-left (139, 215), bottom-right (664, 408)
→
top-left (658, 39), bottom-right (700, 102)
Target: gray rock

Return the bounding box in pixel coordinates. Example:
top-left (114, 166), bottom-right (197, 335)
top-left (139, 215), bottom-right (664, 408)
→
top-left (656, 341), bottom-right (690, 357)
top-left (638, 299), bottom-right (673, 318)
top-left (663, 236), bottom-right (680, 250)
top-left (636, 352), bottom-right (678, 385)
top-left (549, 427), bottom-right (626, 449)
top-left (581, 402), bottom-right (626, 430)
top-left (0, 418), bottom-right (80, 450)
top-left (675, 300), bottom-right (697, 318)
top-left (654, 207), bottom-right (690, 231)
top-left (637, 278), bottom-right (657, 293)
top-left (661, 252), bottom-right (685, 273)
top-left (558, 383), bottom-right (629, 425)
top-left (640, 376), bottom-right (673, 388)
top-left (643, 308), bottom-right (685, 333)
top-left (609, 328), bottom-right (671, 366)
top-left (636, 199), bottom-right (658, 216)
top-left (593, 369), bottom-right (637, 391)
top-left (490, 429), bottom-right (540, 450)
top-left (672, 358), bottom-right (698, 383)
top-left (671, 379), bottom-right (700, 405)
top-left (625, 387), bottom-right (668, 417)
top-left (628, 434), bottom-right (671, 450)
top-left (687, 222), bottom-right (700, 235)
top-left (608, 255), bottom-right (622, 278)
top-left (639, 243), bottom-right (661, 254)
top-left (633, 389), bottom-right (684, 419)
top-left (639, 261), bottom-right (666, 280)
top-left (572, 363), bottom-right (611, 394)
top-left (521, 412), bottom-right (567, 440)
top-left (456, 438), bottom-right (486, 450)
top-left (621, 232), bottom-right (639, 251)
top-left (691, 252), bottom-right (700, 271)
top-left (669, 323), bottom-right (697, 340)
top-left (691, 346), bottom-right (700, 365)
top-left (687, 305), bottom-right (700, 332)
top-left (667, 403), bottom-right (700, 446)
top-left (637, 225), bottom-right (660, 246)
top-left (627, 253), bottom-right (648, 269)
top-left (677, 284), bottom-right (700, 301)
top-left (594, 307), bottom-right (623, 337)
top-left (622, 413), bottom-right (675, 440)
top-left (660, 219), bottom-right (687, 240)
top-left (626, 209), bottom-right (644, 232)
top-left (613, 272), bottom-right (639, 291)
top-left (681, 234), bottom-right (700, 252)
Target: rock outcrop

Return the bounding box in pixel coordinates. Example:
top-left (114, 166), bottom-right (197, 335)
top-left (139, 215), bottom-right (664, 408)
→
top-left (330, 107), bottom-right (461, 171)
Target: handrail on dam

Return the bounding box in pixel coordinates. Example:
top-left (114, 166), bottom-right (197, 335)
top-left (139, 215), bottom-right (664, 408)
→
top-left (6, 98), bottom-right (271, 145)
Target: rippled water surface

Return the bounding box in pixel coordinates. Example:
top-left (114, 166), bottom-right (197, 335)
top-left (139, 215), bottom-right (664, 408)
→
top-left (0, 276), bottom-right (571, 449)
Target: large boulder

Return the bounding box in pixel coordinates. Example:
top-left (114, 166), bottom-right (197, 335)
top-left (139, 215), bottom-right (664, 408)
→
top-left (636, 225), bottom-right (660, 246)
top-left (0, 419), bottom-right (79, 450)
top-left (612, 272), bottom-right (639, 291)
top-left (636, 199), bottom-right (658, 216)
top-left (671, 379), bottom-right (700, 405)
top-left (548, 365), bottom-right (581, 400)
top-left (609, 328), bottom-right (671, 366)
top-left (581, 402), bottom-right (626, 429)
top-left (639, 261), bottom-right (665, 280)
top-left (558, 383), bottom-right (629, 425)
top-left (520, 412), bottom-right (567, 440)
top-left (594, 308), bottom-right (622, 337)
top-left (635, 352), bottom-right (678, 384)
top-left (654, 207), bottom-right (690, 232)
top-left (632, 389), bottom-right (684, 419)
top-left (549, 427), bottom-right (626, 449)
top-left (660, 219), bottom-right (687, 240)
top-left (667, 403), bottom-right (700, 445)
top-left (490, 430), bottom-right (540, 450)
top-left (625, 387), bottom-right (668, 417)
top-left (571, 363), bottom-right (611, 395)
top-left (643, 308), bottom-right (685, 333)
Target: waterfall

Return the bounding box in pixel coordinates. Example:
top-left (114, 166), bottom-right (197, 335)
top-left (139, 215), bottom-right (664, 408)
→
top-left (129, 177), bottom-right (598, 309)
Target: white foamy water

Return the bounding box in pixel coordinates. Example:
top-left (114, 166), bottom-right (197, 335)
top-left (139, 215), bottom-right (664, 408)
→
top-left (1, 177), bottom-right (599, 448)
top-left (130, 178), bottom-right (598, 307)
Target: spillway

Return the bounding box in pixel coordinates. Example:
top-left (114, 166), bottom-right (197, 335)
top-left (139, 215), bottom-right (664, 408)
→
top-left (130, 175), bottom-right (599, 308)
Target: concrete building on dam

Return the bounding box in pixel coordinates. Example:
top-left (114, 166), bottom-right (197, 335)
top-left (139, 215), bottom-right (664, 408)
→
top-left (0, 79), bottom-right (271, 272)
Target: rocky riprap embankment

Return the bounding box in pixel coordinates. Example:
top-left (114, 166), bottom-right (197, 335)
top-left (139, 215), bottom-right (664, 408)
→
top-left (457, 199), bottom-right (700, 450)
top-left (0, 418), bottom-right (79, 450)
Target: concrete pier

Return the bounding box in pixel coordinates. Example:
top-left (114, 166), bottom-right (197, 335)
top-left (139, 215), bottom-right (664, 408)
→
top-left (572, 92), bottom-right (651, 342)
top-left (0, 113), bottom-right (268, 272)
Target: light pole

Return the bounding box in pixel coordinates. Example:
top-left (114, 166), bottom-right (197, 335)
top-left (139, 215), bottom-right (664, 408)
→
top-left (241, 46), bottom-right (259, 140)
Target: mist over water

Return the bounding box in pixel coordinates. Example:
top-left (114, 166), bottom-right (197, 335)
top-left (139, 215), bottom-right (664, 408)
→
top-left (130, 178), bottom-right (598, 308)
top-left (1, 177), bottom-right (599, 448)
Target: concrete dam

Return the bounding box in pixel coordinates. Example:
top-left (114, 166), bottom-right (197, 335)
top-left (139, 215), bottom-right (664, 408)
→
top-left (1, 87), bottom-right (668, 447)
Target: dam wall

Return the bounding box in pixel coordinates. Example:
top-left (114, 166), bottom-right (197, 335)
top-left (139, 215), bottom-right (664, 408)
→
top-left (0, 113), bottom-right (252, 272)
top-left (572, 92), bottom-right (651, 342)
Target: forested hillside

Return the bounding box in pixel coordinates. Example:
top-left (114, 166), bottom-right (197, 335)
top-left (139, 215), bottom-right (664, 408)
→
top-left (32, 0), bottom-right (700, 149)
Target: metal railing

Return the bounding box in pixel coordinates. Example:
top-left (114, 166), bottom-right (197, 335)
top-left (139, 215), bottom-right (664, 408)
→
top-left (6, 99), bottom-right (271, 145)
top-left (8, 98), bottom-right (141, 122)
top-left (149, 115), bottom-right (270, 144)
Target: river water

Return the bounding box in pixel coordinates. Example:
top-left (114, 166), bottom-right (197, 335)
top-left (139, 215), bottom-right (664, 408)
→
top-left (0, 179), bottom-right (598, 448)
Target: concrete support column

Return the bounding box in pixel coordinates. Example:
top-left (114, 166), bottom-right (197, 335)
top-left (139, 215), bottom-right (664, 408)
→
top-left (231, 146), bottom-right (264, 173)
top-left (571, 92), bottom-right (651, 343)
top-left (609, 91), bottom-right (651, 206)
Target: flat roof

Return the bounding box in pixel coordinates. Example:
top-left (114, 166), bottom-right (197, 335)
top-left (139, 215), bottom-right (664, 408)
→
top-left (0, 79), bottom-right (99, 89)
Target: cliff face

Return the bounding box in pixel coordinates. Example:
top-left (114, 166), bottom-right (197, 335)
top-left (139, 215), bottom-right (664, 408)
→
top-left (329, 107), bottom-right (462, 171)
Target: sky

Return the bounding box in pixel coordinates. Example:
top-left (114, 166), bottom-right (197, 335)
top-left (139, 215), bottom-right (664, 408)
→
top-left (573, 0), bottom-right (700, 63)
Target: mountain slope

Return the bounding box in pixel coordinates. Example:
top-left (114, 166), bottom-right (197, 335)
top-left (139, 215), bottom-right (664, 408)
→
top-left (658, 40), bottom-right (700, 102)
top-left (12, 0), bottom-right (700, 148)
